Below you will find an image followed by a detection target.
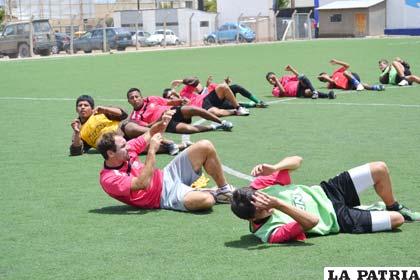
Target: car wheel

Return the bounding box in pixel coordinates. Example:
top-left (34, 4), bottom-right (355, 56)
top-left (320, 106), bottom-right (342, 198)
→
top-left (18, 44), bottom-right (30, 58)
top-left (117, 47), bottom-right (126, 51)
top-left (39, 49), bottom-right (51, 56)
top-left (207, 37), bottom-right (216, 44)
top-left (175, 39), bottom-right (180, 45)
top-left (238, 35), bottom-right (245, 43)
top-left (84, 50), bottom-right (92, 53)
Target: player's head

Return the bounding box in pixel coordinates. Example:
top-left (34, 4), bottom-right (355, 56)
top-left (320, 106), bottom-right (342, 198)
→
top-left (127, 87), bottom-right (144, 110)
top-left (231, 187), bottom-right (273, 221)
top-left (76, 95), bottom-right (95, 119)
top-left (317, 72), bottom-right (329, 82)
top-left (378, 59), bottom-right (389, 72)
top-left (183, 77), bottom-right (203, 93)
top-left (162, 88), bottom-right (177, 99)
top-left (97, 132), bottom-right (129, 161)
top-left (265, 72), bottom-right (277, 85)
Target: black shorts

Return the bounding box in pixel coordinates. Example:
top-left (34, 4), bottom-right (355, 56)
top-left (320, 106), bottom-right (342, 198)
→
top-left (347, 72), bottom-right (361, 90)
top-left (166, 106), bottom-right (191, 133)
top-left (395, 67), bottom-right (413, 85)
top-left (202, 91), bottom-right (224, 110)
top-left (320, 172), bottom-right (373, 234)
top-left (296, 83), bottom-right (306, 97)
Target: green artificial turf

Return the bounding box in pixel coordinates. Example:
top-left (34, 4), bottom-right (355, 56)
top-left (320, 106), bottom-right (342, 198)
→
top-left (1, 37), bottom-right (420, 280)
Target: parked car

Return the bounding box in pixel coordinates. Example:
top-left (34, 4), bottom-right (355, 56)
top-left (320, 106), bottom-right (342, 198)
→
top-left (145, 29), bottom-right (180, 46)
top-left (73, 27), bottom-right (131, 53)
top-left (0, 19), bottom-right (55, 58)
top-left (52, 32), bottom-right (70, 54)
top-left (204, 22), bottom-right (256, 44)
top-left (131, 30), bottom-right (151, 46)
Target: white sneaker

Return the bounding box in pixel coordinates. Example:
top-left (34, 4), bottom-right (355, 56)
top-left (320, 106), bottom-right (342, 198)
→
top-left (236, 107), bottom-right (249, 116)
top-left (221, 120), bottom-right (233, 131)
top-left (167, 143), bottom-right (179, 156)
top-left (356, 83), bottom-right (364, 91)
top-left (398, 79), bottom-right (409, 86)
top-left (215, 184), bottom-right (235, 204)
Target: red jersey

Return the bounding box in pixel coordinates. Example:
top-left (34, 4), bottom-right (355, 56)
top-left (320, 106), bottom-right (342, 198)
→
top-left (272, 75), bottom-right (299, 97)
top-left (99, 136), bottom-right (164, 209)
top-left (329, 66), bottom-right (349, 89)
top-left (129, 96), bottom-right (171, 126)
top-left (179, 85), bottom-right (210, 108)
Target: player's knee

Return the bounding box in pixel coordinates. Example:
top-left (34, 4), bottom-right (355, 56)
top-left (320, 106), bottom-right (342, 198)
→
top-left (195, 139), bottom-right (215, 153)
top-left (216, 83), bottom-right (229, 92)
top-left (371, 161), bottom-right (389, 177)
top-left (390, 211), bottom-right (404, 229)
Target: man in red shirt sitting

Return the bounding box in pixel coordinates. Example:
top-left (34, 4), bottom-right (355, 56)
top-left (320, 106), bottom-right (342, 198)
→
top-left (97, 111), bottom-right (235, 212)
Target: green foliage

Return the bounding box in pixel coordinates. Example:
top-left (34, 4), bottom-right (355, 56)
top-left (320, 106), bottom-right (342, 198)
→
top-left (277, 0), bottom-right (289, 9)
top-left (0, 8), bottom-right (5, 23)
top-left (204, 0), bottom-right (217, 12)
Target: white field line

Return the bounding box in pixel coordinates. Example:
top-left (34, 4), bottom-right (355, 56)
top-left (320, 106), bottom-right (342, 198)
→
top-left (276, 101), bottom-right (420, 108)
top-left (222, 165), bottom-right (253, 182)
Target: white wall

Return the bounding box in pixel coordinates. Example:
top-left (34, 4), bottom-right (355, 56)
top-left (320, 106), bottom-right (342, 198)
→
top-left (294, 0), bottom-right (315, 7)
top-left (142, 10), bottom-right (156, 33)
top-left (217, 0), bottom-right (273, 24)
top-left (386, 0), bottom-right (420, 29)
top-left (178, 9), bottom-right (216, 44)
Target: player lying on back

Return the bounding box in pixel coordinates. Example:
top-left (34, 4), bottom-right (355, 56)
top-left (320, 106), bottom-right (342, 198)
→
top-left (231, 156), bottom-right (420, 243)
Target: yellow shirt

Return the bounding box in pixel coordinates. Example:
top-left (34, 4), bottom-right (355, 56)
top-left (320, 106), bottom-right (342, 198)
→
top-left (80, 114), bottom-right (120, 148)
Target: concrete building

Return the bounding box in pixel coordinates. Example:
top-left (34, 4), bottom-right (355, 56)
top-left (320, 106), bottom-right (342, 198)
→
top-left (113, 8), bottom-right (216, 45)
top-left (385, 0), bottom-right (420, 35)
top-left (317, 0), bottom-right (385, 37)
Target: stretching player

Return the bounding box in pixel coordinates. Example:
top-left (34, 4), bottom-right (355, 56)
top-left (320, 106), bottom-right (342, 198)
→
top-left (379, 58), bottom-right (420, 86)
top-left (126, 88), bottom-right (233, 133)
top-left (318, 59), bottom-right (384, 91)
top-left (231, 156), bottom-right (420, 243)
top-left (266, 65), bottom-right (336, 99)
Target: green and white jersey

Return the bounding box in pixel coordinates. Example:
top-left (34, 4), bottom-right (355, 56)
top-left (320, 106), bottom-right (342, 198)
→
top-left (252, 185), bottom-right (340, 242)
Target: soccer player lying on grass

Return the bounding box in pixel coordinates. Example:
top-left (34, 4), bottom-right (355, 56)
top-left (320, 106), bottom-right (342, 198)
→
top-left (126, 87), bottom-right (233, 134)
top-left (231, 156), bottom-right (420, 243)
top-left (170, 77), bottom-right (251, 117)
top-left (266, 65), bottom-right (336, 99)
top-left (97, 110), bottom-right (235, 212)
top-left (379, 58), bottom-right (420, 86)
top-left (318, 59), bottom-right (385, 91)
top-left (70, 95), bottom-right (181, 156)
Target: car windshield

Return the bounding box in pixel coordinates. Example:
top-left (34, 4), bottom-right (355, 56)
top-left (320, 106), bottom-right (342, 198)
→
top-left (33, 21), bottom-right (51, 33)
top-left (239, 24), bottom-right (249, 29)
top-left (114, 28), bottom-right (129, 34)
top-left (155, 31), bottom-right (164, 35)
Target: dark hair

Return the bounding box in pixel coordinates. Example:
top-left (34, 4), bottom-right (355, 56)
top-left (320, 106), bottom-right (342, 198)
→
top-left (265, 72), bottom-right (276, 81)
top-left (318, 72), bottom-right (328, 82)
top-left (96, 132), bottom-right (117, 160)
top-left (378, 59), bottom-right (389, 66)
top-left (76, 95), bottom-right (94, 108)
top-left (127, 88), bottom-right (141, 99)
top-left (231, 187), bottom-right (257, 220)
top-left (162, 88), bottom-right (172, 99)
top-left (182, 77), bottom-right (200, 87)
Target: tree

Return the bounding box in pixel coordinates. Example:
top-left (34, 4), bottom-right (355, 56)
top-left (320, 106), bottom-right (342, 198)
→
top-left (276, 0), bottom-right (289, 10)
top-left (204, 0), bottom-right (217, 12)
top-left (0, 8), bottom-right (5, 23)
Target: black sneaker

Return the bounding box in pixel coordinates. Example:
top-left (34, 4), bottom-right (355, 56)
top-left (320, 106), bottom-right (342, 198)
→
top-left (256, 101), bottom-right (268, 108)
top-left (328, 91), bottom-right (336, 99)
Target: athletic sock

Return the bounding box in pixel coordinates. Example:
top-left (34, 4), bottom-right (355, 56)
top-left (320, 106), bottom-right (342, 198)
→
top-left (210, 123), bottom-right (221, 130)
top-left (350, 77), bottom-right (361, 87)
top-left (248, 95), bottom-right (260, 103)
top-left (317, 92), bottom-right (329, 98)
top-left (386, 202), bottom-right (401, 211)
top-left (239, 102), bottom-right (256, 108)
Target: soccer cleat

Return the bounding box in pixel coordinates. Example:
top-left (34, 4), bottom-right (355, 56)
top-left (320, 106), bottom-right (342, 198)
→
top-left (215, 184), bottom-right (236, 204)
top-left (328, 91), bottom-right (336, 99)
top-left (397, 205), bottom-right (420, 221)
top-left (256, 101), bottom-right (268, 108)
top-left (221, 120), bottom-right (233, 131)
top-left (398, 79), bottom-right (409, 86)
top-left (356, 83), bottom-right (365, 91)
top-left (311, 92), bottom-right (319, 99)
top-left (236, 107), bottom-right (250, 116)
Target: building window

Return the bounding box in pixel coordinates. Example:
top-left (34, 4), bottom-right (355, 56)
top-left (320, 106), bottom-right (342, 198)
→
top-left (156, 22), bottom-right (179, 27)
top-left (200, 21), bottom-right (209, 27)
top-left (185, 1), bottom-right (193, 8)
top-left (159, 1), bottom-right (173, 8)
top-left (330, 14), bottom-right (342, 22)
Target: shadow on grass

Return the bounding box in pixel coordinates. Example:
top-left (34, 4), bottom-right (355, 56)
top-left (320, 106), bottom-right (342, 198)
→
top-left (89, 205), bottom-right (159, 215)
top-left (89, 205), bottom-right (214, 215)
top-left (224, 234), bottom-right (313, 250)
